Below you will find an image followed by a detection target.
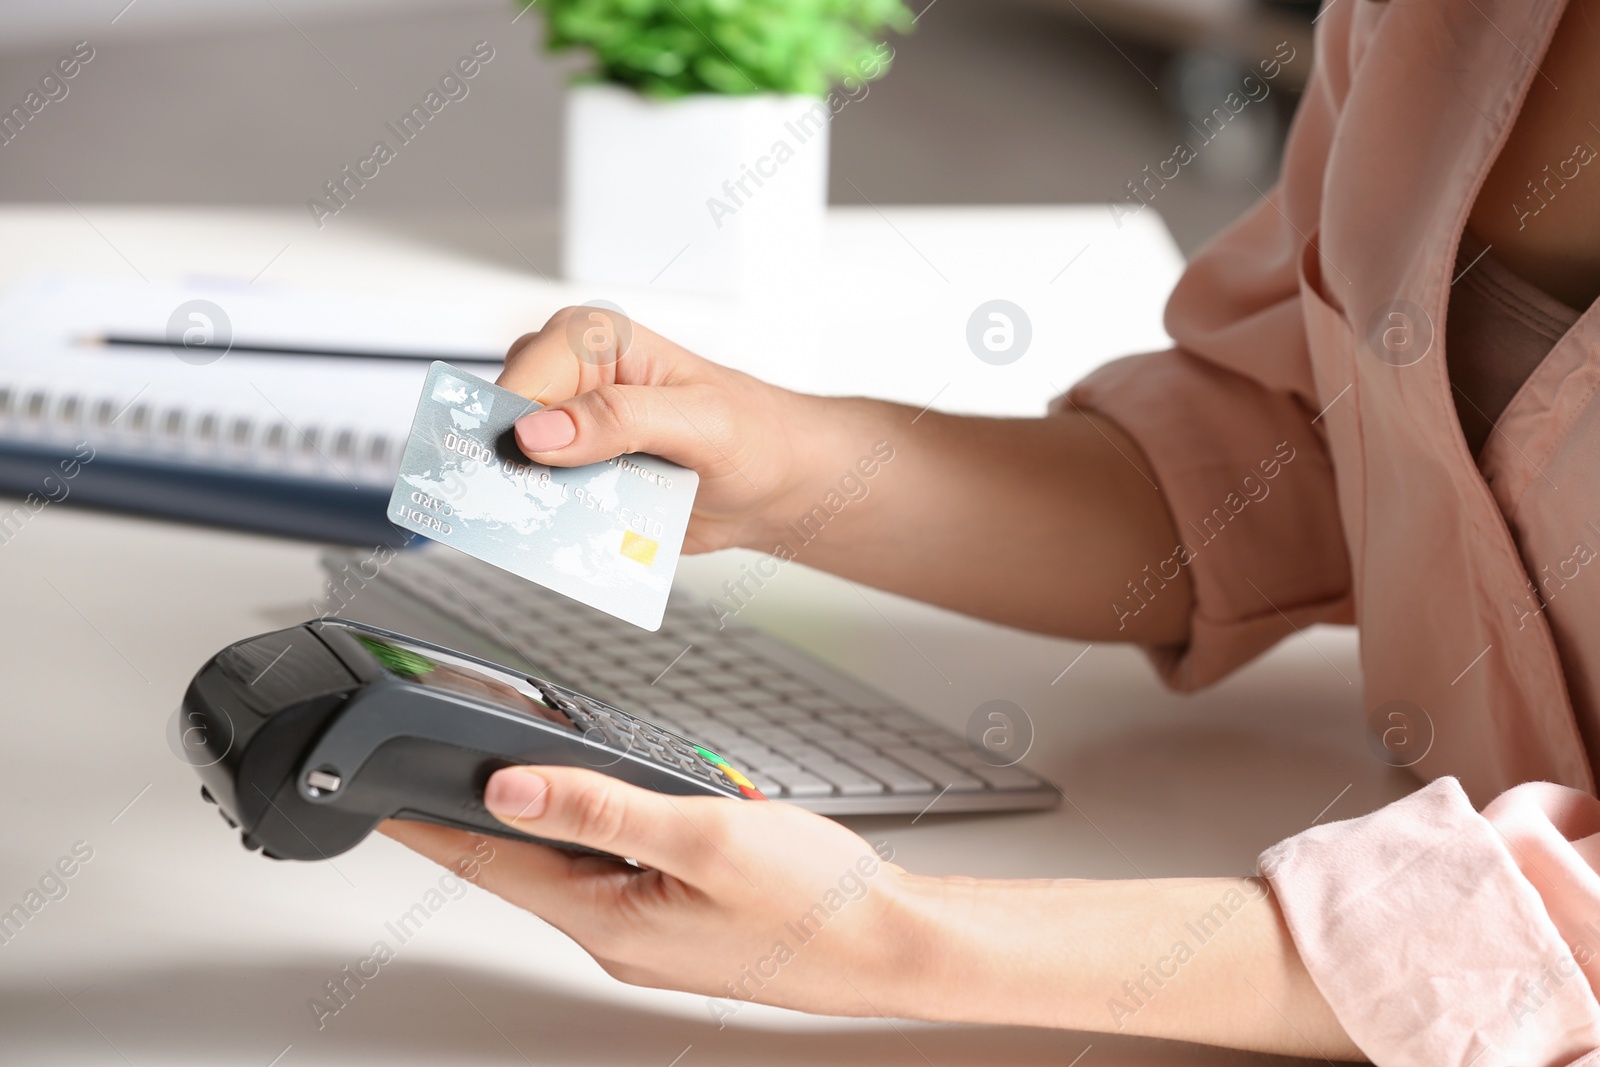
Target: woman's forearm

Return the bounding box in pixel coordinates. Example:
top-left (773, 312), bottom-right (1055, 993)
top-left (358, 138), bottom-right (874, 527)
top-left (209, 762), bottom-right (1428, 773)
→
top-left (750, 400), bottom-right (1352, 1053)
top-left (776, 396), bottom-right (1192, 645)
top-left (875, 874), bottom-right (1361, 1059)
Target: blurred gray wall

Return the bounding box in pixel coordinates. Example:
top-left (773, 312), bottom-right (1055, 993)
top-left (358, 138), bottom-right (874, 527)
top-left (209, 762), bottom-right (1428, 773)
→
top-left (0, 0), bottom-right (1290, 255)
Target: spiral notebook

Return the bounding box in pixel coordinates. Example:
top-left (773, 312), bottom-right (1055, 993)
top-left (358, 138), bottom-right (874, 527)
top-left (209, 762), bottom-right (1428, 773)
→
top-left (0, 275), bottom-right (537, 544)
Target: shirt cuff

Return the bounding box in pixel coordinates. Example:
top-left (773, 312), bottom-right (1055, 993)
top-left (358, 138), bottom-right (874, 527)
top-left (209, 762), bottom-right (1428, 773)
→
top-left (1260, 778), bottom-right (1600, 1065)
top-left (1061, 349), bottom-right (1351, 690)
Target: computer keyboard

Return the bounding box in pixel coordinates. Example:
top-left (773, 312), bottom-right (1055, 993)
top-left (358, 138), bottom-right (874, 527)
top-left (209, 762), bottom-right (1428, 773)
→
top-left (323, 546), bottom-right (1060, 816)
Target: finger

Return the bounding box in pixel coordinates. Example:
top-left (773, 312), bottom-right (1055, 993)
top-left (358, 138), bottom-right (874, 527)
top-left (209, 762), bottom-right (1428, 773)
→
top-left (503, 331), bottom-right (539, 365)
top-left (377, 819), bottom-right (639, 926)
top-left (512, 382), bottom-right (746, 478)
top-left (497, 324), bottom-right (578, 406)
top-left (483, 765), bottom-right (735, 881)
top-left (496, 306), bottom-right (702, 404)
top-left (377, 818), bottom-right (566, 883)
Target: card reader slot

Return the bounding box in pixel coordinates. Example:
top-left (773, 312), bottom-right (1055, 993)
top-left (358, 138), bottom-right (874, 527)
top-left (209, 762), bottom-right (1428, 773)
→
top-left (214, 627), bottom-right (356, 717)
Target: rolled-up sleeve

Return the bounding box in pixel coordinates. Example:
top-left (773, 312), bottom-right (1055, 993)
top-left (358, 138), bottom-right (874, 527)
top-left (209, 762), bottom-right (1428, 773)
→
top-left (1060, 0), bottom-right (1358, 689)
top-left (1063, 349), bottom-right (1351, 690)
top-left (1261, 778), bottom-right (1600, 1065)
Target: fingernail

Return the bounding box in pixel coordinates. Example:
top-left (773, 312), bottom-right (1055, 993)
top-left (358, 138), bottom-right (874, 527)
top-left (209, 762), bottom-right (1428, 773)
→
top-left (515, 409), bottom-right (575, 452)
top-left (484, 769), bottom-right (549, 820)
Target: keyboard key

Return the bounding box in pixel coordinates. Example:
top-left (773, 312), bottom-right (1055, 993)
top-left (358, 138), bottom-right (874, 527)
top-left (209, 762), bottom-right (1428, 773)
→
top-left (695, 670), bottom-right (750, 690)
top-left (746, 755), bottom-right (803, 775)
top-left (745, 674), bottom-right (801, 691)
top-left (872, 708), bottom-right (941, 731)
top-left (766, 769), bottom-right (834, 798)
top-left (789, 695), bottom-right (845, 712)
top-left (709, 709), bottom-right (764, 726)
top-left (725, 666), bottom-right (780, 685)
top-left (613, 684), bottom-right (665, 703)
top-left (798, 759), bottom-right (884, 796)
top-left (964, 764), bottom-right (1045, 791)
top-left (881, 748), bottom-right (986, 792)
top-left (816, 738), bottom-right (879, 762)
top-left (688, 725), bottom-right (745, 747)
top-left (720, 741), bottom-right (779, 763)
top-left (939, 750), bottom-right (1045, 790)
top-left (782, 741), bottom-right (845, 766)
top-left (742, 725), bottom-right (803, 747)
top-left (589, 669), bottom-right (643, 687)
top-left (745, 772), bottom-right (784, 797)
top-left (838, 755), bottom-right (936, 794)
top-left (641, 700), bottom-right (700, 718)
top-left (848, 728), bottom-right (907, 747)
top-left (690, 694), bottom-right (746, 712)
top-left (759, 676), bottom-right (819, 695)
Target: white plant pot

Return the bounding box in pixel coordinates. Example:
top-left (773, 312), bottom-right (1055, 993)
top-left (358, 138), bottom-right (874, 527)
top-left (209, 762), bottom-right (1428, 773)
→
top-left (563, 83), bottom-right (831, 297)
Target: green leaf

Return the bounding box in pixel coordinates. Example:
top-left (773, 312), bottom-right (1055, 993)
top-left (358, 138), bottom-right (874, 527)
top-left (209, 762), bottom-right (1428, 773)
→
top-left (524, 0), bottom-right (914, 96)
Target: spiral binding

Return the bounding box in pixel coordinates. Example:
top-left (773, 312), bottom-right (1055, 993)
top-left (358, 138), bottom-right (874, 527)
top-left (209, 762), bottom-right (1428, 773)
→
top-left (0, 384), bottom-right (398, 487)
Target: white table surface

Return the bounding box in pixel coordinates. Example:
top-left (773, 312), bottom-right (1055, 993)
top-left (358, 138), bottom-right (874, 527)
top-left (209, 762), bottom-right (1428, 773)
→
top-left (0, 205), bottom-right (1413, 1065)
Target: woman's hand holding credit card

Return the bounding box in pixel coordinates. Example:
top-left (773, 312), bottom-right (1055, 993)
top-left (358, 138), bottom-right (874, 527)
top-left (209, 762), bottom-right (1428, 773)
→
top-left (494, 305), bottom-right (832, 556)
top-left (387, 306), bottom-right (846, 628)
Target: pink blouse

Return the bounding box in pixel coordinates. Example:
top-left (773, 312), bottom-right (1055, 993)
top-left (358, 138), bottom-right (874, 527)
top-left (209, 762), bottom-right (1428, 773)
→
top-left (1064, 0), bottom-right (1600, 1060)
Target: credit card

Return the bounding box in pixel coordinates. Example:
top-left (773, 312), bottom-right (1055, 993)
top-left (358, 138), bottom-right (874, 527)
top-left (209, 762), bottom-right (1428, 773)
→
top-left (388, 362), bottom-right (699, 630)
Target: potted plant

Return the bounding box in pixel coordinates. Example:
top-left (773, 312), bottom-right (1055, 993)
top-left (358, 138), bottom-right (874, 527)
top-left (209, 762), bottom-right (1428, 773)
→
top-left (520, 0), bottom-right (913, 296)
